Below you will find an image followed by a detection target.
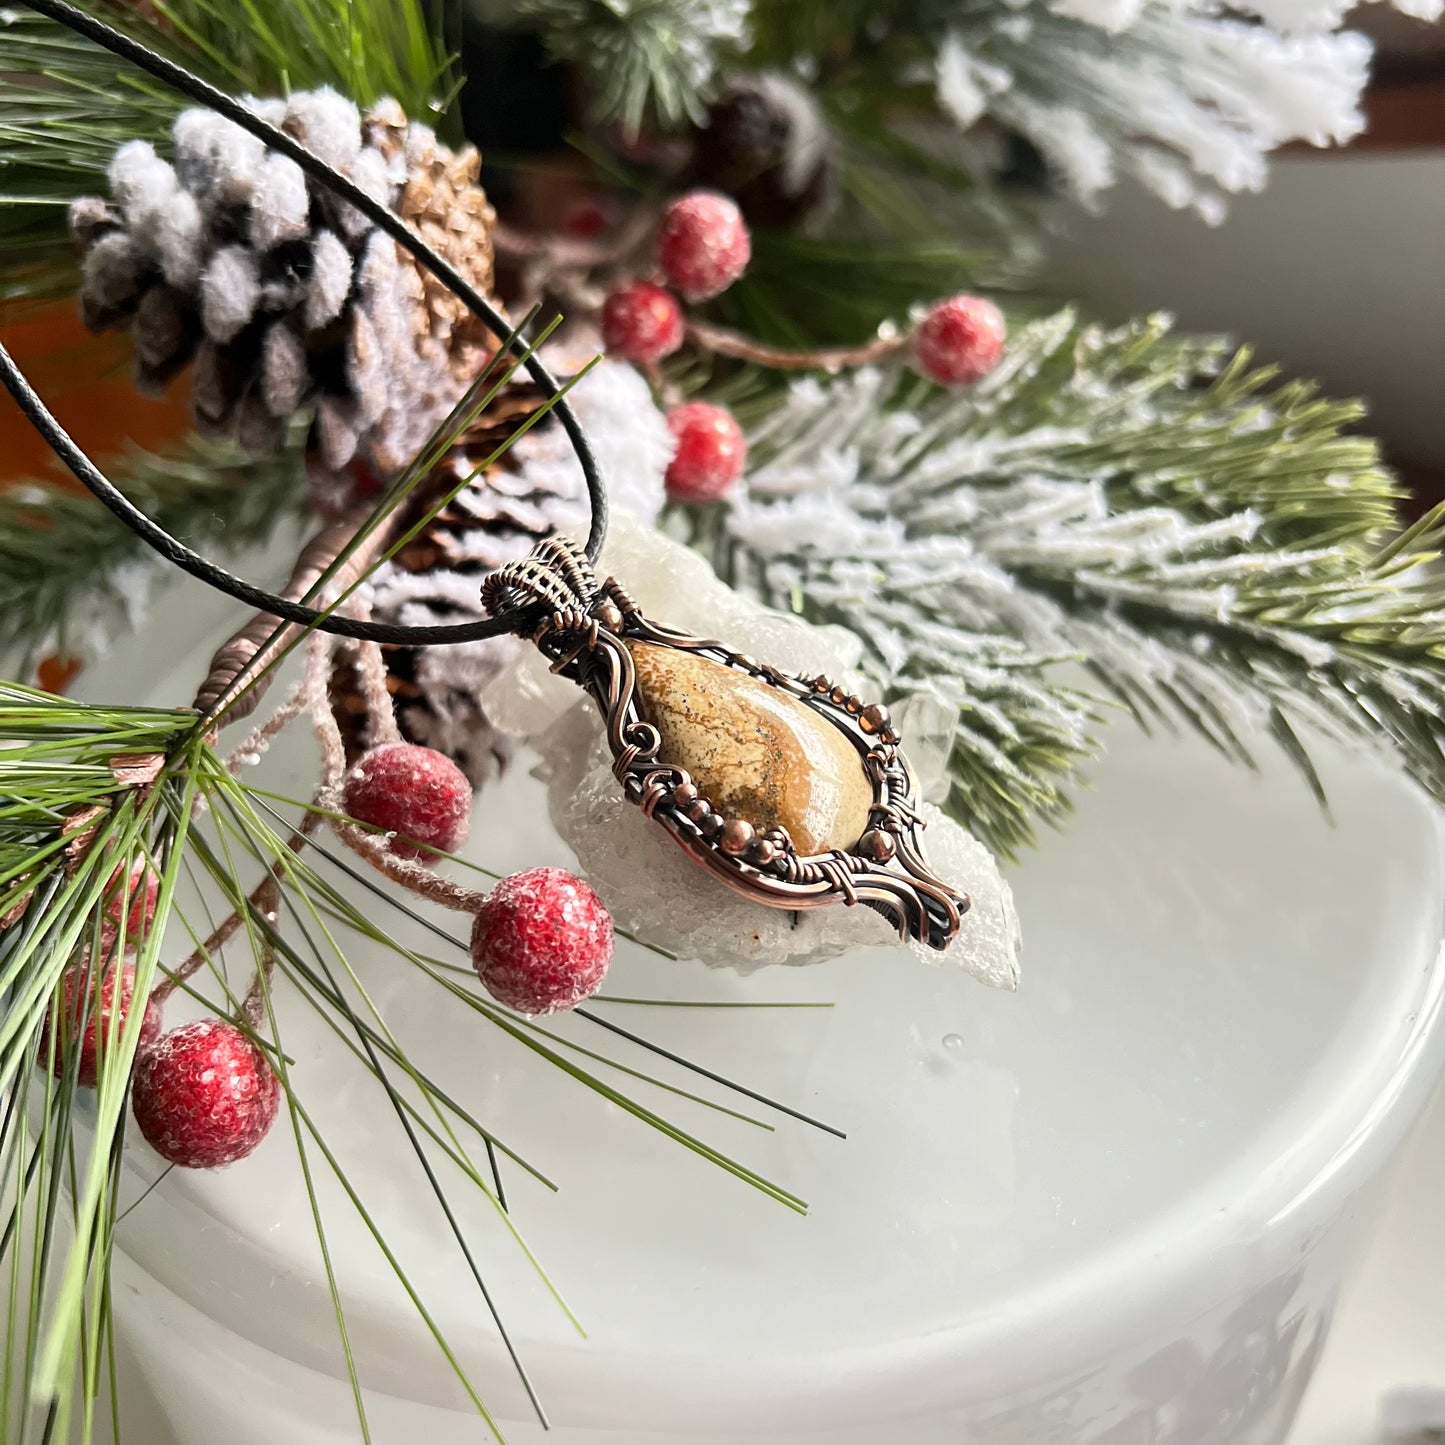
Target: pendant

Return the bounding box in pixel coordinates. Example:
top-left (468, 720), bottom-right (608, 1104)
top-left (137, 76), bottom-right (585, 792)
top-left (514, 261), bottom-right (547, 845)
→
top-left (482, 538), bottom-right (967, 950)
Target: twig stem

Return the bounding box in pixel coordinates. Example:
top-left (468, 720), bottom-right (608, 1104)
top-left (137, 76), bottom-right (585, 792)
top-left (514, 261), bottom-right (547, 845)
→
top-left (684, 318), bottom-right (906, 372)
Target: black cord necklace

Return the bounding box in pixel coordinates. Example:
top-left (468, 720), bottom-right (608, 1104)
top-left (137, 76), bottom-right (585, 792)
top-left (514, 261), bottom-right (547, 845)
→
top-left (0, 0), bottom-right (607, 647)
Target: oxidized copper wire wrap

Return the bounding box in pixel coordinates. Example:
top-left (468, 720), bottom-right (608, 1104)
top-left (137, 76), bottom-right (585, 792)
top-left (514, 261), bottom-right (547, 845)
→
top-left (483, 538), bottom-right (967, 950)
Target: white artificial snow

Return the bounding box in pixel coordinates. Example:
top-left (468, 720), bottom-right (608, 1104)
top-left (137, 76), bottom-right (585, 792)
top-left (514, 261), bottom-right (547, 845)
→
top-left (107, 141), bottom-right (177, 224)
top-left (281, 87), bottom-right (362, 172)
top-left (935, 33), bottom-right (1009, 129)
top-left (305, 229), bottom-right (353, 328)
top-left (199, 246), bottom-right (259, 344)
top-left (926, 0), bottom-right (1433, 218)
top-left (519, 352), bottom-right (675, 521)
top-left (248, 152), bottom-right (311, 249)
top-left (151, 189), bottom-right (204, 289)
top-left (362, 352), bottom-right (672, 782)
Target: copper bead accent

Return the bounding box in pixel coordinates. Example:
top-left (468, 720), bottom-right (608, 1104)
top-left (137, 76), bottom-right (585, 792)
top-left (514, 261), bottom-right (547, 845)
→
top-left (719, 818), bottom-right (754, 856)
top-left (859, 703), bottom-right (891, 735)
top-left (858, 827), bottom-right (897, 862)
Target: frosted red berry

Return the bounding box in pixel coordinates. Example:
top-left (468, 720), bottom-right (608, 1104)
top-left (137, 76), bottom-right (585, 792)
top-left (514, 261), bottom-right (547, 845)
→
top-left (342, 742), bottom-right (472, 860)
top-left (43, 962), bottom-right (162, 1088)
top-left (132, 1020), bottom-right (279, 1169)
top-left (471, 867), bottom-right (613, 1016)
top-left (912, 295), bottom-right (1006, 386)
top-left (106, 863), bottom-right (159, 939)
top-left (665, 402), bottom-right (747, 502)
top-left (600, 281), bottom-right (684, 364)
top-left (656, 191), bottom-right (751, 301)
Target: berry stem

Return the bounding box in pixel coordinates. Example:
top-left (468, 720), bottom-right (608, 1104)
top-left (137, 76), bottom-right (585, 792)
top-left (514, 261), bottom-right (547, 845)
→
top-left (349, 636), bottom-right (404, 746)
top-left (683, 318), bottom-right (906, 372)
top-left (322, 795), bottom-right (488, 913)
top-left (491, 205), bottom-right (658, 273)
top-left (152, 805), bottom-right (322, 1006)
top-left (307, 637), bottom-right (487, 914)
top-left (241, 937), bottom-right (279, 1030)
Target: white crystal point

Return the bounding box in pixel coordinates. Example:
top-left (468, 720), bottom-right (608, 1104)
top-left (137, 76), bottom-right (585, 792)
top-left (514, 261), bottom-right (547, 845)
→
top-left (913, 802), bottom-right (1020, 989)
top-left (483, 515), bottom-right (1021, 983)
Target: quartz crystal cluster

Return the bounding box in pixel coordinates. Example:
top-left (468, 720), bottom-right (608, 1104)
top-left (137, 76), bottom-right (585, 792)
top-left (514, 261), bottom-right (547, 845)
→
top-left (484, 515), bottom-right (1021, 984)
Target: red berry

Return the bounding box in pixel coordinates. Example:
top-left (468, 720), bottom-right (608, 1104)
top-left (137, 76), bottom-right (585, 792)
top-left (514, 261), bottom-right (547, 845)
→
top-left (132, 1020), bottom-right (279, 1169)
top-left (37, 653), bottom-right (84, 693)
top-left (471, 867), bottom-right (613, 1016)
top-left (43, 963), bottom-right (162, 1088)
top-left (342, 742), bottom-right (472, 860)
top-left (600, 281), bottom-right (684, 364)
top-left (560, 192), bottom-right (616, 239)
top-left (912, 295), bottom-right (1007, 386)
top-left (656, 191), bottom-right (751, 301)
top-left (106, 863), bottom-right (159, 940)
top-left (665, 402), bottom-right (747, 502)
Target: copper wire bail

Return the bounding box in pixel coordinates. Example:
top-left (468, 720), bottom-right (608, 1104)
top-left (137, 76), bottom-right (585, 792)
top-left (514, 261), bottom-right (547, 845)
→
top-left (480, 536), bottom-right (601, 625)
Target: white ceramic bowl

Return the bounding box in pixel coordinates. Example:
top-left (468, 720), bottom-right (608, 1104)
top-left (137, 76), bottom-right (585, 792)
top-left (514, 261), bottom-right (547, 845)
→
top-left (82, 589), bottom-right (1445, 1445)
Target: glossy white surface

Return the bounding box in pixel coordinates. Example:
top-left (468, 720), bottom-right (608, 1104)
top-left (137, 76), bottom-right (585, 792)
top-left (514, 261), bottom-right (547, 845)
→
top-left (1287, 1081), bottom-right (1445, 1445)
top-left (82, 588), bottom-right (1445, 1443)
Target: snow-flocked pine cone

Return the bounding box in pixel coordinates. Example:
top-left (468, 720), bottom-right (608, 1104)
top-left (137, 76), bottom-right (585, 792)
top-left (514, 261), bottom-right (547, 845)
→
top-left (71, 88), bottom-right (497, 475)
top-left (331, 357), bottom-right (673, 786)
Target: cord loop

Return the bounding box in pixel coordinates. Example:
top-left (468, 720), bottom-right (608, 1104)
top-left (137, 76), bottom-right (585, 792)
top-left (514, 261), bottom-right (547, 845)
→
top-left (1, 0), bottom-right (609, 648)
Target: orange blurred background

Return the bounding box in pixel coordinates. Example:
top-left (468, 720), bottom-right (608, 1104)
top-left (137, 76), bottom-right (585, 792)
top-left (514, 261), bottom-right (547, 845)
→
top-left (0, 303), bottom-right (189, 488)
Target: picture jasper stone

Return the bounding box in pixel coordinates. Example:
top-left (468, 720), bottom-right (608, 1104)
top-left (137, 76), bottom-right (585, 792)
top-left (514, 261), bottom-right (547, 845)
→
top-left (627, 642), bottom-right (874, 856)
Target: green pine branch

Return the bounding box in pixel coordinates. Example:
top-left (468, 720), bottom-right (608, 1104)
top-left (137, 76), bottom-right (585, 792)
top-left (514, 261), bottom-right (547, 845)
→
top-left (690, 309), bottom-right (1445, 857)
top-left (0, 433), bottom-right (310, 674)
top-left (0, 0), bottom-right (456, 303)
top-left (0, 353), bottom-right (837, 1439)
top-left (512, 0), bottom-right (748, 136)
top-left (1015, 508), bottom-right (1445, 806)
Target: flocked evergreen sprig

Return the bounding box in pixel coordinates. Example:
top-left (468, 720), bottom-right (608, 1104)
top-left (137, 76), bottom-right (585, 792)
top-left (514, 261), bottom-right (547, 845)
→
top-left (2, 2), bottom-right (1443, 1437)
top-left (692, 311), bottom-right (1445, 856)
top-left (513, 0), bottom-right (750, 136)
top-left (514, 0), bottom-right (1443, 220)
top-left (0, 431), bottom-right (309, 674)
